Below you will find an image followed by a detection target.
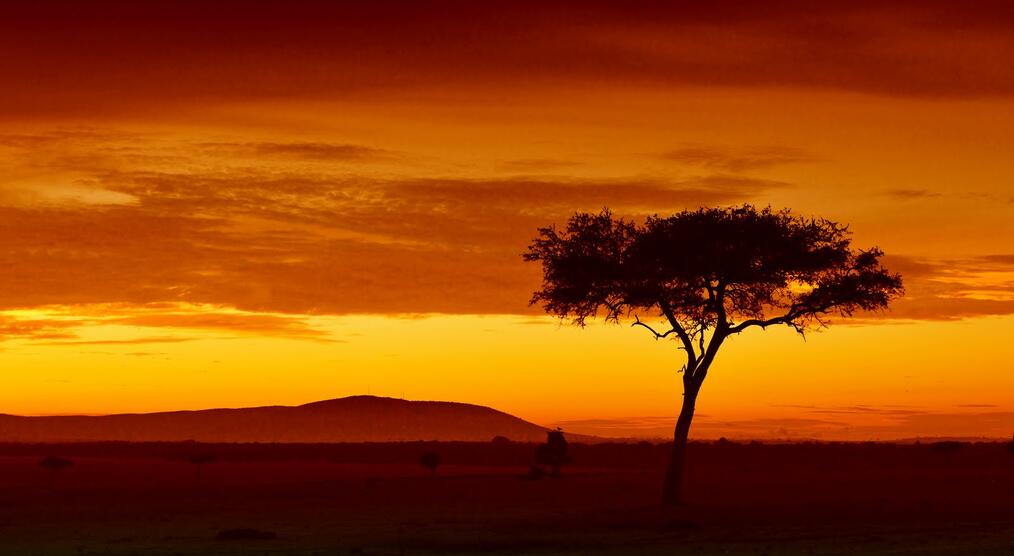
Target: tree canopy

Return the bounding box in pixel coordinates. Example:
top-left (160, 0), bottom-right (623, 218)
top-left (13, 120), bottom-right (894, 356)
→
top-left (524, 205), bottom-right (903, 374)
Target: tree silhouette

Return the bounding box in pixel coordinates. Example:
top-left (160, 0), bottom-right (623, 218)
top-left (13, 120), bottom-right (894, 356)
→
top-left (39, 455), bottom-right (73, 489)
top-left (188, 453), bottom-right (217, 484)
top-left (524, 205), bottom-right (903, 506)
top-left (535, 429), bottom-right (569, 476)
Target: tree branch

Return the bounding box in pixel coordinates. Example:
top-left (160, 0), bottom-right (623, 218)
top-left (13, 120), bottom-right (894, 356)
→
top-left (602, 299), bottom-right (624, 321)
top-left (714, 281), bottom-right (728, 329)
top-left (630, 315), bottom-right (678, 342)
top-left (659, 302), bottom-right (697, 366)
top-left (690, 328), bottom-right (726, 387)
top-left (726, 313), bottom-right (795, 335)
top-left (726, 302), bottom-right (832, 335)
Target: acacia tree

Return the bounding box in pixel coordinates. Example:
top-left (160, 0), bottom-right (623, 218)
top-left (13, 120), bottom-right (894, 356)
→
top-left (524, 205), bottom-right (903, 506)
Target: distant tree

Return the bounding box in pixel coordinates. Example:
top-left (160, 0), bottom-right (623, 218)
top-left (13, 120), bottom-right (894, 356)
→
top-left (535, 429), bottom-right (569, 476)
top-left (1008, 434), bottom-right (1014, 453)
top-left (39, 455), bottom-right (73, 488)
top-left (189, 453), bottom-right (217, 483)
top-left (525, 205), bottom-right (903, 506)
top-left (419, 451), bottom-right (441, 477)
top-left (491, 435), bottom-right (512, 445)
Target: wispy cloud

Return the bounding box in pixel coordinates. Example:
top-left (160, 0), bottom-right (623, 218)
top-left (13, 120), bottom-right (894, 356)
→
top-left (33, 335), bottom-right (198, 346)
top-left (199, 141), bottom-right (397, 162)
top-left (865, 254), bottom-right (1014, 321)
top-left (0, 129), bottom-right (791, 318)
top-left (885, 188), bottom-right (943, 200)
top-left (0, 304), bottom-right (337, 345)
top-left (0, 316), bottom-right (82, 341)
top-left (3, 127), bottom-right (1013, 325)
top-left (661, 145), bottom-right (813, 172)
top-left (496, 158), bottom-right (585, 172)
top-left (5, 2), bottom-right (1014, 119)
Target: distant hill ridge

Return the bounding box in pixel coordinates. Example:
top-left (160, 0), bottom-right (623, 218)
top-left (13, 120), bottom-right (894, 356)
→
top-left (0, 396), bottom-right (583, 443)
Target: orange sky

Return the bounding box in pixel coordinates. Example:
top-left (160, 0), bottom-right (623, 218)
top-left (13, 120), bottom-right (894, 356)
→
top-left (2, 1), bottom-right (1013, 439)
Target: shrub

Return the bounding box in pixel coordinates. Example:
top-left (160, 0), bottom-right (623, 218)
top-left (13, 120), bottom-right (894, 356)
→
top-left (521, 465), bottom-right (545, 481)
top-left (215, 528), bottom-right (276, 541)
top-left (419, 451), bottom-right (441, 476)
top-left (39, 456), bottom-right (73, 472)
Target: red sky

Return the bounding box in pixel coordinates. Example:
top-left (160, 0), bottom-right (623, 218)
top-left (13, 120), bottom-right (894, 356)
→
top-left (2, 1), bottom-right (1013, 439)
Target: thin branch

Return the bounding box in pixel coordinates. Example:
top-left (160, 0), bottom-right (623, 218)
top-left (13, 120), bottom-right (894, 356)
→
top-left (602, 299), bottom-right (624, 321)
top-left (630, 315), bottom-right (678, 341)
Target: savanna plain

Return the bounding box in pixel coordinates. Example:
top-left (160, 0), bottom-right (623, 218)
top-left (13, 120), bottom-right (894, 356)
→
top-left (2, 440), bottom-right (1012, 555)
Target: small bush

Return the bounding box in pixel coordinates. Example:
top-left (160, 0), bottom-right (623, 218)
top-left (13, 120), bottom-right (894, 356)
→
top-left (419, 451), bottom-right (441, 476)
top-left (928, 441), bottom-right (963, 453)
top-left (215, 528), bottom-right (276, 541)
top-left (189, 453), bottom-right (217, 465)
top-left (39, 456), bottom-right (73, 472)
top-left (521, 465), bottom-right (545, 481)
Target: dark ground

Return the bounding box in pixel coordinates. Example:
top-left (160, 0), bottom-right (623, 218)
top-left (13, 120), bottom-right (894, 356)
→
top-left (0, 441), bottom-right (1012, 555)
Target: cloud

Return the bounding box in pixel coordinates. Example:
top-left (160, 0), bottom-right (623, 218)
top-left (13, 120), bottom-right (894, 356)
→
top-left (0, 316), bottom-right (81, 341)
top-left (882, 188), bottom-right (1007, 203)
top-left (107, 311), bottom-right (335, 341)
top-left (0, 127), bottom-right (791, 319)
top-left (979, 254), bottom-right (1014, 266)
top-left (496, 159), bottom-right (585, 172)
top-left (884, 188), bottom-right (943, 200)
top-left (0, 304), bottom-right (335, 345)
top-left (33, 336), bottom-right (198, 346)
top-left (3, 127), bottom-right (1012, 326)
top-left (4, 1), bottom-right (1014, 118)
top-left (661, 146), bottom-right (813, 172)
top-left (199, 141), bottom-right (397, 162)
top-left (868, 254), bottom-right (1014, 321)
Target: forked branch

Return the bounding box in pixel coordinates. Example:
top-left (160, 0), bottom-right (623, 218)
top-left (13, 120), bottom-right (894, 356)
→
top-left (631, 315), bottom-right (678, 342)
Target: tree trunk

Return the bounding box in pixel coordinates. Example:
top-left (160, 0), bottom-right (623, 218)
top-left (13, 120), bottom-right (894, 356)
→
top-left (661, 383), bottom-right (699, 506)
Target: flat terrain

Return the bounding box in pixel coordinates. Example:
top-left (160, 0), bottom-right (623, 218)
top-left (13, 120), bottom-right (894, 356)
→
top-left (0, 441), bottom-right (1012, 555)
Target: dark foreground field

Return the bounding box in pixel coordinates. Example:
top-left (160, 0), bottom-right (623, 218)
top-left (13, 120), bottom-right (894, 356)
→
top-left (1, 441), bottom-right (1012, 555)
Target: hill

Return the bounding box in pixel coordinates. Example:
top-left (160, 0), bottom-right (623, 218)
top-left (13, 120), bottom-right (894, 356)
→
top-left (0, 396), bottom-right (581, 443)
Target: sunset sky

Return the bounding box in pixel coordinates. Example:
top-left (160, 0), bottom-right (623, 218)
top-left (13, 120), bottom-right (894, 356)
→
top-left (3, 1), bottom-right (1013, 440)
